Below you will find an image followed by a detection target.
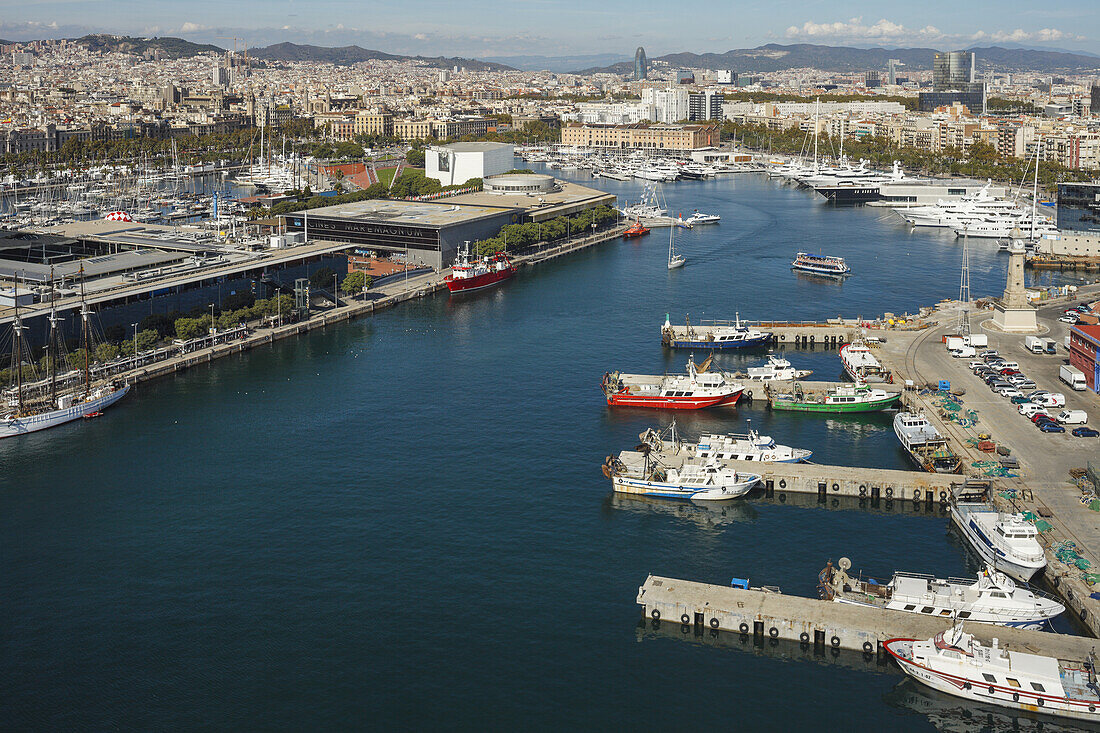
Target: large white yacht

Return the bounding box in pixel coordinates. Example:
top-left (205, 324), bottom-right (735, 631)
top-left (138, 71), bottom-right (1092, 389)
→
top-left (820, 558), bottom-right (1063, 629)
top-left (951, 502), bottom-right (1047, 583)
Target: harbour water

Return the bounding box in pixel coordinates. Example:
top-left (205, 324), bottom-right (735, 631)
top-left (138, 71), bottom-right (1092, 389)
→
top-left (2, 171), bottom-right (1086, 730)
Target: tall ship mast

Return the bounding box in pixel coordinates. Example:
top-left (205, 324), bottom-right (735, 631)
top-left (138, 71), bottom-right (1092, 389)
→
top-left (2, 267), bottom-right (131, 438)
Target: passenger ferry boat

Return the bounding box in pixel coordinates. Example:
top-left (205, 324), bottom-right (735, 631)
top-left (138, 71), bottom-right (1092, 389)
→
top-left (840, 340), bottom-right (891, 383)
top-left (791, 252), bottom-right (851, 278)
top-left (632, 421), bottom-right (811, 465)
top-left (770, 382), bottom-right (900, 413)
top-left (819, 557), bottom-right (1063, 629)
top-left (444, 243), bottom-right (516, 294)
top-left (951, 502), bottom-right (1047, 583)
top-left (661, 314), bottom-right (772, 350)
top-left (602, 355), bottom-right (743, 410)
top-left (893, 412), bottom-right (962, 473)
top-left (604, 453), bottom-right (760, 501)
top-left (885, 625), bottom-right (1100, 722)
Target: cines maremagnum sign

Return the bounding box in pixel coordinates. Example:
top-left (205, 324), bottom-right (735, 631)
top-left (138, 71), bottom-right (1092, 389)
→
top-left (287, 216), bottom-right (441, 252)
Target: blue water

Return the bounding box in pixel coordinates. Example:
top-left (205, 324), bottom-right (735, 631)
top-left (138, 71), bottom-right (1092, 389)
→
top-left (1, 171), bottom-right (1085, 730)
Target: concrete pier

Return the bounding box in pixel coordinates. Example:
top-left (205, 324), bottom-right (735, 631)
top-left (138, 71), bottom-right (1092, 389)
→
top-left (637, 575), bottom-right (1098, 658)
top-left (661, 319), bottom-right (858, 349)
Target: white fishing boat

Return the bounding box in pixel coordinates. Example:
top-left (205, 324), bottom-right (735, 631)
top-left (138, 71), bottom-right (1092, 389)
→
top-left (745, 354), bottom-right (812, 382)
top-left (840, 340), bottom-right (890, 383)
top-left (632, 420), bottom-right (811, 466)
top-left (893, 411), bottom-right (962, 473)
top-left (951, 502), bottom-right (1047, 583)
top-left (686, 209), bottom-right (720, 224)
top-left (820, 558), bottom-right (1063, 629)
top-left (886, 624), bottom-right (1100, 722)
top-left (604, 452), bottom-right (760, 501)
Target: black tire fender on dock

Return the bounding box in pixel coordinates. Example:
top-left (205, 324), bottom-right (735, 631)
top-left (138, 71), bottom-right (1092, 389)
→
top-left (710, 618), bottom-right (719, 629)
top-left (885, 487), bottom-right (893, 497)
top-left (1082, 608), bottom-right (1089, 621)
top-left (739, 622), bottom-right (749, 634)
top-left (858, 485), bottom-right (867, 495)
top-left (799, 632), bottom-right (809, 643)
top-left (862, 641), bottom-right (873, 653)
top-left (830, 636), bottom-right (840, 648)
top-left (681, 614), bottom-right (691, 625)
top-left (939, 491), bottom-right (947, 502)
top-left (1038, 698), bottom-right (1045, 707)
top-left (769, 627), bottom-right (778, 638)
top-left (651, 609), bottom-right (661, 620)
top-left (1013, 693), bottom-right (1020, 702)
top-left (1054, 576), bottom-right (1061, 588)
top-left (779, 479), bottom-right (786, 489)
top-left (832, 483), bottom-right (839, 492)
top-left (913, 489), bottom-right (921, 501)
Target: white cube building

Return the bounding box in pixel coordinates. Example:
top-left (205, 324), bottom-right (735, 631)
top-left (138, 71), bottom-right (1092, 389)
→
top-left (425, 142), bottom-right (514, 187)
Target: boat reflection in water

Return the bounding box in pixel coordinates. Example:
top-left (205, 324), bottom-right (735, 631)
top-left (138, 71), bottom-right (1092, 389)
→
top-left (605, 493), bottom-right (758, 528)
top-left (884, 678), bottom-right (1100, 733)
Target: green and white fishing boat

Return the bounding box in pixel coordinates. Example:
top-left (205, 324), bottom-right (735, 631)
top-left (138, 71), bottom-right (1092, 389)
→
top-left (770, 382), bottom-right (900, 413)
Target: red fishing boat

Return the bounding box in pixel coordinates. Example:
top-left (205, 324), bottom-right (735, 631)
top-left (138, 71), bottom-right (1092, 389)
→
top-left (445, 242), bottom-right (517, 294)
top-left (622, 219), bottom-right (650, 239)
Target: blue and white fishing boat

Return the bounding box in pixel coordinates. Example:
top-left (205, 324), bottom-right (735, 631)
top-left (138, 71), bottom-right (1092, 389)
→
top-left (661, 313), bottom-right (772, 350)
top-left (606, 455), bottom-right (760, 501)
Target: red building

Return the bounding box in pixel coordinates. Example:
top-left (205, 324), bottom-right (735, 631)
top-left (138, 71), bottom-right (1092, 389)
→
top-left (1069, 324), bottom-right (1100, 393)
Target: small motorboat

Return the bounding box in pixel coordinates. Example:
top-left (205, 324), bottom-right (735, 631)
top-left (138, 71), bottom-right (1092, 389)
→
top-left (623, 219), bottom-right (650, 239)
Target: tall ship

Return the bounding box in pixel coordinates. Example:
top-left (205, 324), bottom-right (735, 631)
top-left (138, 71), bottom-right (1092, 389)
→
top-left (885, 625), bottom-right (1100, 722)
top-left (951, 502), bottom-right (1047, 583)
top-left (2, 274), bottom-right (130, 438)
top-left (839, 340), bottom-right (890, 383)
top-left (602, 355), bottom-right (743, 410)
top-left (819, 557), bottom-right (1063, 629)
top-left (770, 382), bottom-right (900, 413)
top-left (661, 314), bottom-right (772, 350)
top-left (893, 411), bottom-right (961, 473)
top-left (445, 243), bottom-right (517, 294)
top-left (790, 252), bottom-right (851, 278)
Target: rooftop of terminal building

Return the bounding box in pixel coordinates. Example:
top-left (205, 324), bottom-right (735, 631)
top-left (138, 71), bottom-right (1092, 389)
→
top-left (286, 198), bottom-right (517, 227)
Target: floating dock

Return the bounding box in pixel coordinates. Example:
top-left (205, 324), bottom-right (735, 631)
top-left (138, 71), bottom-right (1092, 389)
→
top-left (636, 575), bottom-right (1097, 658)
top-left (661, 318), bottom-right (859, 349)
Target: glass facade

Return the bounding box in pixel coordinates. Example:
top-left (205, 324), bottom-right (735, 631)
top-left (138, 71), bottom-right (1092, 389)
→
top-left (634, 47), bottom-right (647, 81)
top-left (933, 51), bottom-right (974, 90)
top-left (1057, 182), bottom-right (1100, 234)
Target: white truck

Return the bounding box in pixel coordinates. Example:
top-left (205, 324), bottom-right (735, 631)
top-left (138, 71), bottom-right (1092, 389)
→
top-left (1025, 336), bottom-right (1044, 354)
top-left (1043, 338), bottom-right (1057, 354)
top-left (964, 334), bottom-right (988, 348)
top-left (1056, 409), bottom-right (1088, 425)
top-left (945, 335), bottom-right (965, 351)
top-left (1060, 364), bottom-right (1088, 391)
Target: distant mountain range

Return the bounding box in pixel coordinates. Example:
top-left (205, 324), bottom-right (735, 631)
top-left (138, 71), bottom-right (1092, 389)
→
top-left (73, 34), bottom-right (223, 58)
top-left (575, 43), bottom-right (1100, 74)
top-left (249, 42), bottom-right (509, 71)
top-left (482, 53), bottom-right (631, 73)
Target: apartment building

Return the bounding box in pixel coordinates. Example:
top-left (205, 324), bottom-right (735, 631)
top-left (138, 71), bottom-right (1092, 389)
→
top-left (559, 123), bottom-right (719, 150)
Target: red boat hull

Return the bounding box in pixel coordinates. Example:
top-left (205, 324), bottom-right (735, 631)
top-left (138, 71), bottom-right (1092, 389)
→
top-left (606, 390), bottom-right (742, 410)
top-left (445, 266), bottom-right (516, 293)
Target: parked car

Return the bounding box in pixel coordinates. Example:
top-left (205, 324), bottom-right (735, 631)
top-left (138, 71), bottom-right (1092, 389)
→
top-left (1010, 395), bottom-right (1032, 404)
top-left (1039, 422), bottom-right (1066, 433)
top-left (1065, 308), bottom-right (1083, 315)
top-left (1019, 403), bottom-right (1045, 417)
top-left (989, 380), bottom-right (1013, 391)
top-left (1006, 374), bottom-right (1030, 385)
top-left (1060, 315), bottom-right (1079, 324)
top-left (995, 386), bottom-right (1023, 399)
top-left (1076, 305), bottom-right (1092, 313)
top-left (1030, 412), bottom-right (1054, 423)
top-left (1072, 427), bottom-right (1100, 438)
top-left (980, 350), bottom-right (999, 358)
top-left (1014, 379), bottom-right (1037, 391)
top-left (969, 361), bottom-right (986, 370)
top-left (999, 368), bottom-right (1022, 376)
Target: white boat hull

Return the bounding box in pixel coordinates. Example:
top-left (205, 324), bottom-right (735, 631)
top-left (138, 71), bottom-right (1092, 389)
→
top-left (612, 474), bottom-right (759, 501)
top-left (1, 385), bottom-right (130, 438)
top-left (951, 511), bottom-right (1045, 583)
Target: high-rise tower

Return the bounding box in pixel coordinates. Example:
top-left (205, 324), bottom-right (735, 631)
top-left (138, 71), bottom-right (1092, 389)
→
top-left (634, 47), bottom-right (647, 81)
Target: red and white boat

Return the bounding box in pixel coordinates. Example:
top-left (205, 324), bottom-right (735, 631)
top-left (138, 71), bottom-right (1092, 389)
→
top-left (886, 624), bottom-right (1100, 723)
top-left (602, 355), bottom-right (743, 410)
top-left (622, 219), bottom-right (650, 239)
top-left (445, 243), bottom-right (516, 294)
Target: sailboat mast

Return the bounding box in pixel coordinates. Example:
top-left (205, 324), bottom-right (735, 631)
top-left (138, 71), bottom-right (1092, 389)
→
top-left (1031, 136), bottom-right (1040, 240)
top-left (813, 98), bottom-right (820, 173)
top-left (48, 268), bottom-right (57, 406)
top-left (12, 274), bottom-right (24, 414)
top-left (80, 266), bottom-right (90, 397)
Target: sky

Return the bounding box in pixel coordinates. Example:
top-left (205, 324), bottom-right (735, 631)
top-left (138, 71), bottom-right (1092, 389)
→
top-left (0, 0), bottom-right (1098, 59)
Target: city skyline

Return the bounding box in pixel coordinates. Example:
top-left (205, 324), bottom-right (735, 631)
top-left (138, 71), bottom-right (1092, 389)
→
top-left (0, 0), bottom-right (1098, 58)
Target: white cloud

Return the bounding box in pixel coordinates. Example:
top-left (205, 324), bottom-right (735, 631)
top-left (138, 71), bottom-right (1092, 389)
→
top-left (785, 17), bottom-right (944, 42)
top-left (786, 17), bottom-right (1083, 45)
top-left (414, 33), bottom-right (428, 41)
top-left (178, 22), bottom-right (207, 33)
